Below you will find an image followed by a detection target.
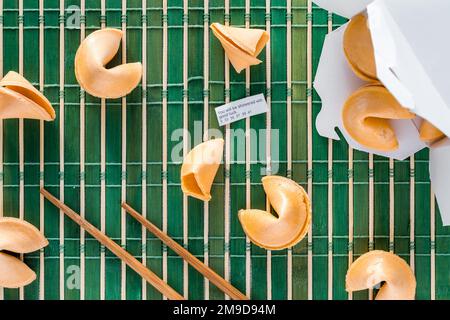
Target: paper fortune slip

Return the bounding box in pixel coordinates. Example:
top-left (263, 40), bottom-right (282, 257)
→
top-left (215, 94), bottom-right (268, 126)
top-left (313, 0), bottom-right (450, 225)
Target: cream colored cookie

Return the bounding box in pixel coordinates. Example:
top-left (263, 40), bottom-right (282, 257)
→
top-left (239, 176), bottom-right (311, 250)
top-left (211, 23), bottom-right (269, 73)
top-left (181, 139), bottom-right (224, 201)
top-left (346, 250), bottom-right (416, 300)
top-left (343, 14), bottom-right (377, 82)
top-left (75, 28), bottom-right (142, 99)
top-left (342, 85), bottom-right (415, 152)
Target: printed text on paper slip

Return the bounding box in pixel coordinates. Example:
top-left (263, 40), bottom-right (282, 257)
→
top-left (215, 94), bottom-right (268, 126)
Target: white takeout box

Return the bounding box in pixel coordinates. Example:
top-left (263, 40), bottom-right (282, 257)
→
top-left (313, 0), bottom-right (450, 225)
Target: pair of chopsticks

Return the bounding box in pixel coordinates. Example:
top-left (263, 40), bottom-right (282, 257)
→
top-left (40, 188), bottom-right (248, 300)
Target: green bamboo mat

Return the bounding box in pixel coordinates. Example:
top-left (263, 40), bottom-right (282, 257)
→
top-left (0, 0), bottom-right (448, 300)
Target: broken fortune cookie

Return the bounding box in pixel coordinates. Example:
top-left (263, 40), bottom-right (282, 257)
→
top-left (181, 139), bottom-right (224, 201)
top-left (0, 71), bottom-right (55, 121)
top-left (75, 28), bottom-right (142, 99)
top-left (343, 14), bottom-right (377, 82)
top-left (346, 250), bottom-right (416, 300)
top-left (211, 23), bottom-right (269, 73)
top-left (0, 217), bottom-right (48, 288)
top-left (342, 84), bottom-right (415, 152)
top-left (238, 176), bottom-right (311, 250)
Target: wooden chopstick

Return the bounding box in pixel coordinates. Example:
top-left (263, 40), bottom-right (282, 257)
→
top-left (122, 202), bottom-right (249, 300)
top-left (40, 188), bottom-right (184, 300)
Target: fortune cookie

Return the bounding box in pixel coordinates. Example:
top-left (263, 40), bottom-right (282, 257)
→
top-left (75, 28), bottom-right (142, 99)
top-left (238, 176), bottom-right (311, 250)
top-left (346, 250), bottom-right (416, 300)
top-left (210, 23), bottom-right (269, 73)
top-left (0, 217), bottom-right (48, 288)
top-left (181, 139), bottom-right (224, 201)
top-left (0, 71), bottom-right (55, 121)
top-left (343, 14), bottom-right (377, 82)
top-left (420, 120), bottom-right (445, 144)
top-left (342, 84), bottom-right (415, 152)
top-left (0, 253), bottom-right (36, 289)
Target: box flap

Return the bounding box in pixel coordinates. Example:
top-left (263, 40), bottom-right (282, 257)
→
top-left (368, 0), bottom-right (450, 138)
top-left (430, 139), bottom-right (450, 226)
top-left (313, 25), bottom-right (426, 161)
top-left (312, 0), bottom-right (373, 19)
